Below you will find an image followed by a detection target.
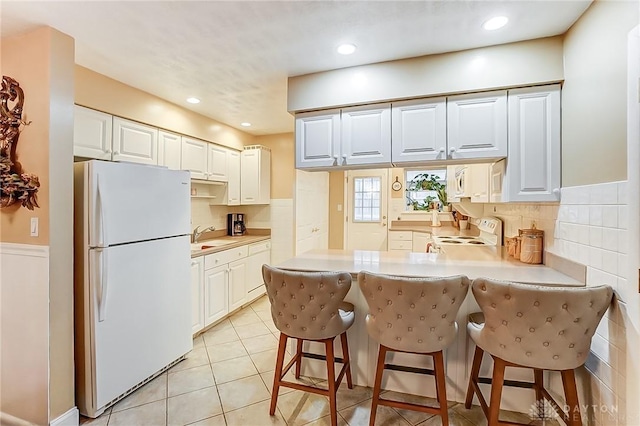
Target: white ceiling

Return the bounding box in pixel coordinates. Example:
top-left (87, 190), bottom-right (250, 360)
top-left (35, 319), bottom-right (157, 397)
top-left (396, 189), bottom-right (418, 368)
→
top-left (1, 1), bottom-right (591, 136)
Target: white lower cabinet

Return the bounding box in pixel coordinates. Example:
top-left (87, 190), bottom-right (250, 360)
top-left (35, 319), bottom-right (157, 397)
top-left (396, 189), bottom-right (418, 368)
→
top-left (246, 240), bottom-right (271, 302)
top-left (412, 232), bottom-right (432, 253)
top-left (204, 265), bottom-right (229, 327)
top-left (191, 257), bottom-right (205, 335)
top-left (192, 240), bottom-right (270, 335)
top-left (228, 259), bottom-right (247, 312)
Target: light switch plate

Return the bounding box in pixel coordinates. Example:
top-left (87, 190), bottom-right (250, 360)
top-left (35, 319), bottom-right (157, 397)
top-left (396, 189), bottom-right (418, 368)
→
top-left (30, 217), bottom-right (38, 237)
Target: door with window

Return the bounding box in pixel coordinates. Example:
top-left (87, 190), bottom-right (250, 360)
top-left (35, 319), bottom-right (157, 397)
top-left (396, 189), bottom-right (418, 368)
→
top-left (346, 169), bottom-right (388, 250)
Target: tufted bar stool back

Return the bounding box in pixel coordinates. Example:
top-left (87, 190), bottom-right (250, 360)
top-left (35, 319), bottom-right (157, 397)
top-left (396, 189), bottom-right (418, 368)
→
top-left (262, 265), bottom-right (355, 426)
top-left (465, 278), bottom-right (613, 426)
top-left (359, 272), bottom-right (471, 426)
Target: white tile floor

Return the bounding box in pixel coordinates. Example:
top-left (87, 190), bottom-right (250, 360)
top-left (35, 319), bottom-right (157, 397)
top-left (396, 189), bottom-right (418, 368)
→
top-left (80, 296), bottom-right (561, 426)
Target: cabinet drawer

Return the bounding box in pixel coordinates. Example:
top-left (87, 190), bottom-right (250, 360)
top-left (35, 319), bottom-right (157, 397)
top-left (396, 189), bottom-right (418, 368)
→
top-left (389, 240), bottom-right (412, 250)
top-left (388, 231), bottom-right (412, 241)
top-left (205, 245), bottom-right (248, 269)
top-left (248, 240), bottom-right (271, 255)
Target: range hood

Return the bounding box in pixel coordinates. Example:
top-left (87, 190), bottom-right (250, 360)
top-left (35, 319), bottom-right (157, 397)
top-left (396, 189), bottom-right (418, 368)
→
top-left (451, 198), bottom-right (484, 219)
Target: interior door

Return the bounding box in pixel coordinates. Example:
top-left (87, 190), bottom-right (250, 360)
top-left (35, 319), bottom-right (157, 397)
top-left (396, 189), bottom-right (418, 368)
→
top-left (295, 170), bottom-right (329, 255)
top-left (346, 169), bottom-right (388, 250)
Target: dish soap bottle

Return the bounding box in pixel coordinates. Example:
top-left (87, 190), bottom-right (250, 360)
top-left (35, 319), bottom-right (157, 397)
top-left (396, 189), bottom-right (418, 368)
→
top-left (431, 210), bottom-right (441, 227)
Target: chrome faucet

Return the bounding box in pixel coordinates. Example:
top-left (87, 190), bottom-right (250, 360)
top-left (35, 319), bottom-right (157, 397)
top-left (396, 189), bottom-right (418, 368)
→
top-left (192, 225), bottom-right (216, 243)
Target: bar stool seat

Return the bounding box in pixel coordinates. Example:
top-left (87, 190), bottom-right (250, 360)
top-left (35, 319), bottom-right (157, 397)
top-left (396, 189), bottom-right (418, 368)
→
top-left (465, 278), bottom-right (613, 426)
top-left (262, 265), bottom-right (355, 426)
top-left (358, 272), bottom-right (471, 426)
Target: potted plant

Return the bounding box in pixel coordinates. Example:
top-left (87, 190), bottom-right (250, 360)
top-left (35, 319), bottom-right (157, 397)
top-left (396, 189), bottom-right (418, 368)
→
top-left (407, 173), bottom-right (449, 211)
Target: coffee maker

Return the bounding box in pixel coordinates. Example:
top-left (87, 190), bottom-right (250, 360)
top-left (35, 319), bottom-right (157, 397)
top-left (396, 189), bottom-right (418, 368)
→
top-left (227, 213), bottom-right (246, 236)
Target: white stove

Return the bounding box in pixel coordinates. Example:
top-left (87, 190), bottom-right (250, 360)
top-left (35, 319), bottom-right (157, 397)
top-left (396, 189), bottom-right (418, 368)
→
top-left (432, 217), bottom-right (503, 247)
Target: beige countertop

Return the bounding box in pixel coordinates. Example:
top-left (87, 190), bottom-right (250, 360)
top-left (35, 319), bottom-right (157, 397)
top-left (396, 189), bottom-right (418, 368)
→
top-left (388, 223), bottom-right (479, 237)
top-left (276, 247), bottom-right (582, 286)
top-left (190, 234), bottom-right (271, 258)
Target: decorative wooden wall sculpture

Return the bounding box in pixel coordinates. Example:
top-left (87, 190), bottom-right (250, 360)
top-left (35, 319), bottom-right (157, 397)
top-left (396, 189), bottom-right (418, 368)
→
top-left (0, 76), bottom-right (39, 210)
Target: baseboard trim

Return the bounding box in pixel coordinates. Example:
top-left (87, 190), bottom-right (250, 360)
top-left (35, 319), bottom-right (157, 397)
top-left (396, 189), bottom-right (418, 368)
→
top-left (50, 407), bottom-right (79, 426)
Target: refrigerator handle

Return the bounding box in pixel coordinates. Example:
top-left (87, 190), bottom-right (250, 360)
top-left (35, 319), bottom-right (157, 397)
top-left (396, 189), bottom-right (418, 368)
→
top-left (96, 248), bottom-right (109, 322)
top-left (96, 173), bottom-right (109, 247)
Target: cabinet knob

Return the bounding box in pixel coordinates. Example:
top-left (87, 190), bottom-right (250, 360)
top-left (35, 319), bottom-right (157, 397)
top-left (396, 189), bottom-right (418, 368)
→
top-left (439, 147), bottom-right (445, 153)
top-left (449, 147), bottom-right (456, 154)
top-left (191, 261), bottom-right (198, 266)
top-left (342, 155), bottom-right (347, 165)
top-left (105, 149), bottom-right (112, 154)
top-left (552, 188), bottom-right (561, 198)
top-left (113, 151), bottom-right (120, 156)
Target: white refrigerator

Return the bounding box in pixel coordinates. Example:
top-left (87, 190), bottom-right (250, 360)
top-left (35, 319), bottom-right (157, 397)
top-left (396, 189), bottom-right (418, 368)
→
top-left (73, 160), bottom-right (192, 418)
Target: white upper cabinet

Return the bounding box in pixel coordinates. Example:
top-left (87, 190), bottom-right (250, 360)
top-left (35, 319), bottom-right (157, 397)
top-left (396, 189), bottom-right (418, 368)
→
top-left (181, 137), bottom-right (208, 180)
top-left (241, 146), bottom-right (271, 204)
top-left (489, 159), bottom-right (506, 203)
top-left (74, 105), bottom-right (113, 160)
top-left (505, 84), bottom-right (561, 202)
top-left (447, 90), bottom-right (507, 161)
top-left (341, 103), bottom-right (391, 167)
top-left (295, 109), bottom-right (341, 169)
top-left (112, 117), bottom-right (158, 165)
top-left (391, 97), bottom-right (446, 164)
top-left (158, 130), bottom-right (181, 170)
top-left (227, 150), bottom-right (241, 206)
top-left (207, 144), bottom-right (228, 182)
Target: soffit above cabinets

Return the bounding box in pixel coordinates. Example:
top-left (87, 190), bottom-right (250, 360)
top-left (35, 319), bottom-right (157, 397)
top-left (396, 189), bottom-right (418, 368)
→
top-left (1, 1), bottom-right (590, 136)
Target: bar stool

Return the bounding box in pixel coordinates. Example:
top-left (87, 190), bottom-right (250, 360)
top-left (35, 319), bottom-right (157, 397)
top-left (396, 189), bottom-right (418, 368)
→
top-left (465, 278), bottom-right (613, 426)
top-left (358, 272), bottom-right (471, 426)
top-left (262, 265), bottom-right (355, 426)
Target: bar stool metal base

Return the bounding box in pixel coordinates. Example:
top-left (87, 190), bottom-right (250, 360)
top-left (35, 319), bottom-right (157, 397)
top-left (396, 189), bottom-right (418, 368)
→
top-left (270, 331), bottom-right (353, 426)
top-left (370, 345), bottom-right (449, 426)
top-left (465, 346), bottom-right (583, 426)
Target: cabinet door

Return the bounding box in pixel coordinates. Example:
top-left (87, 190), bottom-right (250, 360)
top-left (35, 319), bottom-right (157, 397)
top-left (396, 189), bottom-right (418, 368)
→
top-left (295, 110), bottom-right (341, 169)
top-left (391, 98), bottom-right (446, 164)
top-left (506, 85), bottom-right (561, 202)
top-left (446, 165), bottom-right (460, 203)
top-left (74, 105), bottom-right (113, 160)
top-left (470, 164), bottom-right (490, 203)
top-left (227, 150), bottom-right (241, 206)
top-left (181, 137), bottom-right (208, 180)
top-left (158, 131), bottom-right (181, 170)
top-left (411, 232), bottom-right (432, 253)
top-left (341, 103), bottom-right (391, 166)
top-left (228, 259), bottom-right (247, 312)
top-left (241, 148), bottom-right (270, 205)
top-left (112, 117), bottom-right (158, 165)
top-left (191, 258), bottom-right (205, 335)
top-left (246, 248), bottom-right (270, 295)
top-left (208, 145), bottom-right (228, 182)
top-left (204, 264), bottom-right (229, 327)
top-left (447, 90), bottom-right (507, 160)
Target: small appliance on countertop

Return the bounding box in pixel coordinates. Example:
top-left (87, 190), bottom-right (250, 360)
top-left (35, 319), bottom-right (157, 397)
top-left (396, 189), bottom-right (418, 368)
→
top-left (432, 216), bottom-right (503, 247)
top-left (227, 213), bottom-right (247, 236)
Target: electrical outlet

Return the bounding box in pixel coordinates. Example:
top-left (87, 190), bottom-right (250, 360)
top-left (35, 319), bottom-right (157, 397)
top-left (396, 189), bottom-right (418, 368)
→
top-left (30, 217), bottom-right (38, 237)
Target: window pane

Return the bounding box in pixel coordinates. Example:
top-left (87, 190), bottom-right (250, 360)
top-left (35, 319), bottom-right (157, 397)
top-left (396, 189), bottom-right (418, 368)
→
top-left (353, 176), bottom-right (382, 223)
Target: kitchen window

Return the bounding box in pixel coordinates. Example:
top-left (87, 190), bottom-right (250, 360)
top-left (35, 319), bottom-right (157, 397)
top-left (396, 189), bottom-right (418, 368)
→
top-left (353, 176), bottom-right (381, 222)
top-left (405, 168), bottom-right (446, 211)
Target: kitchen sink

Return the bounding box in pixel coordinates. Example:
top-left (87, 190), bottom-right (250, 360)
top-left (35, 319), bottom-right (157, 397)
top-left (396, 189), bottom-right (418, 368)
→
top-left (190, 239), bottom-right (236, 251)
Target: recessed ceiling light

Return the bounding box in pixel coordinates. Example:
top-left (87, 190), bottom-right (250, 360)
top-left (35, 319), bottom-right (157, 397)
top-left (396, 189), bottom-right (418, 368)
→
top-left (186, 97), bottom-right (200, 104)
top-left (482, 16), bottom-right (508, 31)
top-left (240, 122), bottom-right (252, 127)
top-left (337, 43), bottom-right (357, 55)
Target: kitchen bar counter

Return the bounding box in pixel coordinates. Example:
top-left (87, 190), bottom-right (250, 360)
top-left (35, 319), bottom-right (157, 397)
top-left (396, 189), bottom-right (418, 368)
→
top-left (276, 248), bottom-right (582, 412)
top-left (276, 247), bottom-right (582, 286)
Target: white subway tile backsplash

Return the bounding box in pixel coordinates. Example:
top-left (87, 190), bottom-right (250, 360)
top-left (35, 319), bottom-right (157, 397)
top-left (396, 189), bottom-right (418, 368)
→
top-left (618, 206), bottom-right (628, 230)
top-left (590, 247), bottom-right (604, 270)
top-left (617, 181), bottom-right (628, 205)
top-left (590, 205), bottom-right (604, 227)
top-left (578, 205), bottom-right (590, 225)
top-left (600, 182), bottom-right (620, 205)
top-left (590, 226), bottom-right (604, 248)
top-left (602, 250), bottom-right (619, 276)
top-left (602, 230), bottom-right (619, 252)
top-left (602, 206), bottom-right (619, 229)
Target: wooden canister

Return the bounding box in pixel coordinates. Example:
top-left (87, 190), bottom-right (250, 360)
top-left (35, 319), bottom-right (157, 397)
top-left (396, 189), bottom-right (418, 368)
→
top-left (514, 236), bottom-right (521, 260)
top-left (519, 227), bottom-right (544, 264)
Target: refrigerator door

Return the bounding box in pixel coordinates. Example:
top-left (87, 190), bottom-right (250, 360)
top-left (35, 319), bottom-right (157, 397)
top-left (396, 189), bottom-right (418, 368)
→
top-left (86, 160), bottom-right (190, 247)
top-left (89, 236), bottom-right (191, 410)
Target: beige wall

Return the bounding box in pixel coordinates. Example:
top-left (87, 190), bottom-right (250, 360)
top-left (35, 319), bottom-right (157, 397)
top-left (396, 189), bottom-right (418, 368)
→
top-left (288, 36), bottom-right (564, 112)
top-left (562, 0), bottom-right (638, 186)
top-left (0, 27), bottom-right (75, 424)
top-left (254, 133), bottom-right (294, 199)
top-left (328, 171), bottom-right (345, 249)
top-left (75, 66), bottom-right (253, 150)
